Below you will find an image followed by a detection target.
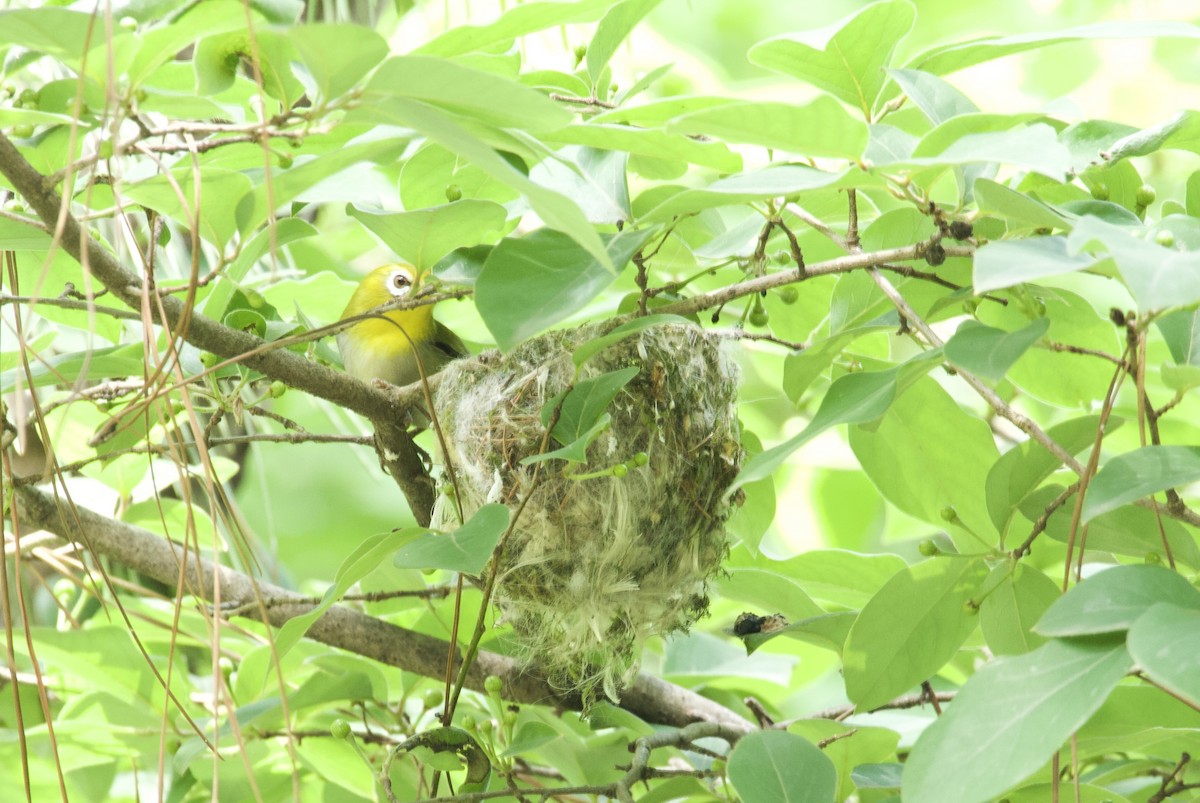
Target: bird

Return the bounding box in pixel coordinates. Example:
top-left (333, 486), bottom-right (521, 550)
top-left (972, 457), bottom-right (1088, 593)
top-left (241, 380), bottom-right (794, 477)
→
top-left (337, 263), bottom-right (468, 388)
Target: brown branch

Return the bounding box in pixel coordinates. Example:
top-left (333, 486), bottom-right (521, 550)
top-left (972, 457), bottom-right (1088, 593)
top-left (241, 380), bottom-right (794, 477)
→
top-left (656, 242), bottom-right (975, 318)
top-left (0, 131), bottom-right (437, 524)
top-left (13, 483), bottom-right (752, 733)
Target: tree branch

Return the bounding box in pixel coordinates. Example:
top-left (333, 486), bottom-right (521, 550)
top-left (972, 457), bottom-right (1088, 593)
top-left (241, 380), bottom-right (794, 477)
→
top-left (13, 483), bottom-right (751, 733)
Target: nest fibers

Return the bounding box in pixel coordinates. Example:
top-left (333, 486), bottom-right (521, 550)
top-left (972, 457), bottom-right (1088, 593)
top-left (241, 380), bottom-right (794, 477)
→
top-left (431, 321), bottom-right (743, 705)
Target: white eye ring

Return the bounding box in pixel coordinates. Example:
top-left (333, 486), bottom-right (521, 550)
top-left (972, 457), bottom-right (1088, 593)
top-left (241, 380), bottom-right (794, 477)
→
top-left (387, 269), bottom-right (414, 297)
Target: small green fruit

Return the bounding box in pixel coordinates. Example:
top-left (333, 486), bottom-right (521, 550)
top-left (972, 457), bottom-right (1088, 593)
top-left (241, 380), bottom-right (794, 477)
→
top-left (269, 380), bottom-right (287, 398)
top-left (276, 152), bottom-right (293, 169)
top-left (478, 718), bottom-right (494, 735)
top-left (422, 688), bottom-right (443, 709)
top-left (939, 506), bottom-right (957, 523)
top-left (573, 45), bottom-right (587, 65)
top-left (612, 463), bottom-right (629, 478)
top-left (445, 183), bottom-right (463, 202)
top-left (918, 539), bottom-right (939, 557)
top-left (777, 286), bottom-right (799, 305)
top-left (484, 674), bottom-right (503, 696)
top-left (631, 451), bottom-right (648, 467)
top-left (749, 308), bottom-right (770, 327)
top-left (963, 599), bottom-right (979, 616)
top-left (502, 710), bottom-right (518, 727)
top-left (1135, 184), bottom-right (1156, 207)
top-left (199, 352), bottom-right (220, 368)
top-left (1144, 551), bottom-right (1163, 565)
top-left (18, 88), bottom-right (37, 107)
top-left (12, 123), bottom-right (34, 138)
top-left (330, 719), bottom-right (351, 740)
top-left (771, 250), bottom-right (791, 266)
top-left (1154, 230), bottom-right (1175, 248)
top-left (1089, 182), bottom-right (1110, 201)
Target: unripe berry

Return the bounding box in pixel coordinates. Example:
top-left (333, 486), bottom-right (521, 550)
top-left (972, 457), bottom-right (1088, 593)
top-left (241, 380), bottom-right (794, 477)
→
top-left (330, 719), bottom-right (351, 739)
top-left (445, 184), bottom-right (462, 202)
top-left (484, 675), bottom-right (503, 696)
top-left (422, 688), bottom-right (443, 709)
top-left (777, 286), bottom-right (799, 305)
top-left (1135, 185), bottom-right (1156, 207)
top-left (918, 539), bottom-right (939, 557)
top-left (1089, 183), bottom-right (1110, 201)
top-left (749, 308), bottom-right (769, 327)
top-left (1154, 230), bottom-right (1175, 248)
top-left (612, 463), bottom-right (628, 478)
top-left (269, 380), bottom-right (287, 398)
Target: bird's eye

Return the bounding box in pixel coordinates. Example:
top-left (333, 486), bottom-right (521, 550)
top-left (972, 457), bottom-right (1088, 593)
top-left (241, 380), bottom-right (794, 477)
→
top-left (388, 271), bottom-right (412, 295)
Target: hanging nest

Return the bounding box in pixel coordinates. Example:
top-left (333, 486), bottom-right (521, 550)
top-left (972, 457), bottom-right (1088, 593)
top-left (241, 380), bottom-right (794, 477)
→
top-left (431, 320), bottom-right (742, 705)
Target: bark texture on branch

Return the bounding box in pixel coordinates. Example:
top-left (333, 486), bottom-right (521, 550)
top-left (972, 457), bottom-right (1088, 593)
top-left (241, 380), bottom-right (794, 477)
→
top-left (13, 484), bottom-right (752, 732)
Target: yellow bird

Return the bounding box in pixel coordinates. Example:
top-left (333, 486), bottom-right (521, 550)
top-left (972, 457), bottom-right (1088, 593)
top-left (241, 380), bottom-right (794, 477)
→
top-left (337, 264), bottom-right (468, 387)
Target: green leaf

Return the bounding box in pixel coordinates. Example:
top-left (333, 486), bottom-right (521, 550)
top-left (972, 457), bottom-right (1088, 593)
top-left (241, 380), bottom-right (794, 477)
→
top-left (1022, 490), bottom-right (1200, 569)
top-left (759, 550), bottom-right (907, 609)
top-left (1035, 564), bottom-right (1200, 637)
top-left (366, 56), bottom-right (571, 132)
top-left (717, 568), bottom-right (824, 621)
top-left (0, 8), bottom-right (97, 58)
top-left (639, 164), bottom-right (853, 222)
top-left (843, 557), bottom-right (989, 711)
top-left (477, 228), bottom-right (654, 350)
top-left (906, 123), bottom-right (1072, 178)
top-left (1068, 216), bottom-right (1200, 310)
top-left (348, 200), bottom-right (507, 272)
top-left (1157, 308), bottom-right (1200, 365)
top-left (666, 95), bottom-right (869, 160)
top-left (271, 528), bottom-right (423, 673)
top-left (1126, 603), bottom-right (1200, 708)
top-left (363, 98), bottom-right (610, 269)
top-left (902, 637), bottom-right (1134, 803)
top-left (416, 0), bottom-right (615, 57)
top-left (727, 730), bottom-right (837, 803)
top-left (392, 504), bottom-right (511, 575)
top-left (288, 24), bottom-right (388, 102)
top-left (2, 344), bottom-right (146, 394)
top-left (122, 167), bottom-right (252, 247)
top-left (973, 236), bottom-right (1101, 293)
top-left (748, 0), bottom-right (917, 118)
top-left (548, 123), bottom-right (741, 172)
top-left (944, 318), bottom-right (1049, 383)
top-left (974, 177), bottom-right (1071, 230)
top-left (906, 20), bottom-right (1200, 76)
top-left (732, 350), bottom-right (942, 492)
top-left (525, 366), bottom-right (640, 464)
top-left (499, 721), bottom-right (560, 758)
top-left (1082, 445), bottom-right (1200, 523)
top-left (235, 136), bottom-right (410, 235)
top-left (984, 414), bottom-right (1109, 535)
top-left (742, 612), bottom-right (857, 655)
top-left (887, 68), bottom-right (978, 125)
top-left (979, 563), bottom-right (1059, 655)
top-left (586, 0), bottom-right (662, 89)
top-left (204, 218), bottom-right (317, 320)
top-left (849, 377), bottom-right (1000, 548)
top-left (1104, 110), bottom-right (1200, 161)
top-left (851, 763), bottom-right (903, 789)
top-left (530, 146), bottom-right (632, 224)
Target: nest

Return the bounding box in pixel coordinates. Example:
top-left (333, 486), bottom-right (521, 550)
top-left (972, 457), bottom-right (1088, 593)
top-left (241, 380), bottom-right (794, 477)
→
top-left (431, 321), bottom-right (742, 705)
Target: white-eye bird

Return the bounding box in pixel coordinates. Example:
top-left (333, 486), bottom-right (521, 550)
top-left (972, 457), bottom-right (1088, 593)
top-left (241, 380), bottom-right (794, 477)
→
top-left (337, 264), bottom-right (467, 387)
